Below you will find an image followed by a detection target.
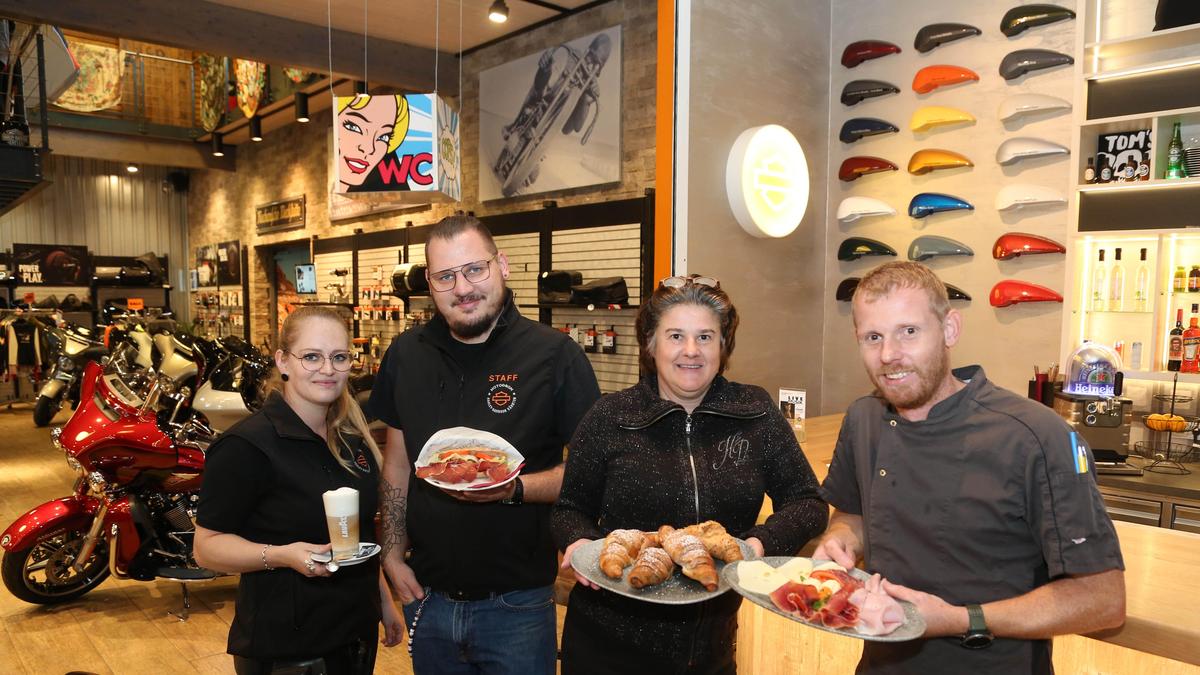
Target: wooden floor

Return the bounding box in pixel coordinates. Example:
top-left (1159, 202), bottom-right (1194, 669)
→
top-left (0, 404), bottom-right (565, 674)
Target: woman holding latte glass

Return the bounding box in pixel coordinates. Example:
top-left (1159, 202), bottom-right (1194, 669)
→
top-left (552, 275), bottom-right (828, 674)
top-left (196, 306), bottom-right (403, 674)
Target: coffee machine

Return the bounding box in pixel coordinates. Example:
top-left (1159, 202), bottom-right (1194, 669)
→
top-left (1051, 343), bottom-right (1139, 473)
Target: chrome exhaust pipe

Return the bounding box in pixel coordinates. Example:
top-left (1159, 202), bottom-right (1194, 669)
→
top-left (72, 502), bottom-right (108, 573)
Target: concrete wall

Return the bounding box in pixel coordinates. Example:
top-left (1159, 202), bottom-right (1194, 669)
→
top-left (684, 0), bottom-right (832, 413)
top-left (188, 0), bottom-right (658, 345)
top-left (819, 0), bottom-right (1076, 413)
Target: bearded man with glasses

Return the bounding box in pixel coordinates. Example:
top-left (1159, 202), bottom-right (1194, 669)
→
top-left (367, 215), bottom-right (600, 675)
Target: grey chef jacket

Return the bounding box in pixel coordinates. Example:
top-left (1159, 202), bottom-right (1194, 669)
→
top-left (820, 365), bottom-right (1124, 675)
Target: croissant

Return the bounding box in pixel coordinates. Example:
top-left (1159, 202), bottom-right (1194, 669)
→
top-left (599, 529), bottom-right (649, 578)
top-left (628, 546), bottom-right (676, 589)
top-left (684, 520), bottom-right (744, 563)
top-left (658, 525), bottom-right (718, 591)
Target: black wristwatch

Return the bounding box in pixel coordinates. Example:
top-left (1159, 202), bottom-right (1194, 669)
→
top-left (960, 604), bottom-right (994, 649)
top-left (501, 477), bottom-right (524, 505)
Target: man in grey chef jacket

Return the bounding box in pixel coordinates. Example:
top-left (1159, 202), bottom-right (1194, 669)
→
top-left (815, 261), bottom-right (1126, 675)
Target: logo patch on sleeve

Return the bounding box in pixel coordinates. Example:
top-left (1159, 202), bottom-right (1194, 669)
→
top-left (487, 383), bottom-right (517, 414)
top-left (1069, 431), bottom-right (1088, 474)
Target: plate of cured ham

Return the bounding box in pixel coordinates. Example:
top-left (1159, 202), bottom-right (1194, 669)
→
top-left (571, 522), bottom-right (755, 605)
top-left (414, 427), bottom-right (525, 491)
top-left (723, 557), bottom-right (925, 641)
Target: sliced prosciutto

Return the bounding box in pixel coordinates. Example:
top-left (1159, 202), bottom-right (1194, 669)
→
top-left (848, 573), bottom-right (906, 636)
top-left (765, 564), bottom-right (903, 636)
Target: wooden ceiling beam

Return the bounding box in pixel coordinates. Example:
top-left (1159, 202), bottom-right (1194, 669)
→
top-left (0, 0), bottom-right (459, 94)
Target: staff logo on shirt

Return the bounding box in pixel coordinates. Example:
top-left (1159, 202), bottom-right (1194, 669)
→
top-left (713, 432), bottom-right (752, 469)
top-left (487, 383), bottom-right (517, 414)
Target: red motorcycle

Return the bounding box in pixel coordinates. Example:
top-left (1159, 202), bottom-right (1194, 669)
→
top-left (0, 334), bottom-right (268, 606)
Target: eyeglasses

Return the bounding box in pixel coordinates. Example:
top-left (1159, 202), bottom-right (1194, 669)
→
top-left (286, 350), bottom-right (354, 372)
top-left (427, 256), bottom-right (496, 292)
top-left (660, 275), bottom-right (720, 289)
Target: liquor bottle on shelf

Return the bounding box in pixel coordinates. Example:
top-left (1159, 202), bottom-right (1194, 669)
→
top-left (1092, 249), bottom-right (1106, 311)
top-left (1183, 304), bottom-right (1200, 373)
top-left (1110, 248), bottom-right (1125, 311)
top-left (1191, 265), bottom-right (1200, 293)
top-left (1097, 154), bottom-right (1113, 183)
top-left (1134, 248), bottom-right (1150, 312)
top-left (1175, 266), bottom-right (1188, 293)
top-left (1083, 157), bottom-right (1096, 184)
top-left (1138, 156), bottom-right (1150, 181)
top-left (1169, 308), bottom-right (1185, 371)
top-left (1166, 122), bottom-right (1188, 179)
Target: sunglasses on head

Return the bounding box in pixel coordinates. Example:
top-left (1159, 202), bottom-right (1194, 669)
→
top-left (660, 275), bottom-right (720, 290)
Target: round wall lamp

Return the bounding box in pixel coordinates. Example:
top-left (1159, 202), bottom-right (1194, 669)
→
top-left (125, 163), bottom-right (139, 173)
top-left (489, 0), bottom-right (509, 23)
top-left (725, 124), bottom-right (810, 238)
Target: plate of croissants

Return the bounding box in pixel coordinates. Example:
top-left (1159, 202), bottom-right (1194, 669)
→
top-left (571, 522), bottom-right (754, 605)
top-left (722, 557), bottom-right (925, 641)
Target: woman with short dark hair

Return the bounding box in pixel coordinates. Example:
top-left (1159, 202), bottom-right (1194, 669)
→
top-left (552, 275), bottom-right (828, 674)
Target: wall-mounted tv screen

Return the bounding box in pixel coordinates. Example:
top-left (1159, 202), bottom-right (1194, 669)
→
top-left (295, 263), bottom-right (316, 294)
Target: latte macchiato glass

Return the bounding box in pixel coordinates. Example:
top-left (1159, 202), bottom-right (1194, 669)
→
top-left (322, 487), bottom-right (360, 561)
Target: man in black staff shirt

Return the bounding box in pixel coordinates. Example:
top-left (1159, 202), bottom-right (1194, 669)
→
top-left (814, 261), bottom-right (1125, 674)
top-left (368, 215), bottom-right (600, 675)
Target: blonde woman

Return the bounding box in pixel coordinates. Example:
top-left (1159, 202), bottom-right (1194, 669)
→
top-left (335, 93), bottom-right (410, 192)
top-left (196, 306), bottom-right (403, 674)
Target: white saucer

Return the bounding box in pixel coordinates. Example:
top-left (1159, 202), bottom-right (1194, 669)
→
top-left (311, 542), bottom-right (381, 569)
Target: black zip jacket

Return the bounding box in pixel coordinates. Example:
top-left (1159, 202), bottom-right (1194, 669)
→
top-left (551, 375), bottom-right (828, 672)
top-left (367, 291), bottom-right (600, 594)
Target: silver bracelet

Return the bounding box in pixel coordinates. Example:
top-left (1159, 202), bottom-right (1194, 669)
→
top-left (262, 544), bottom-right (275, 570)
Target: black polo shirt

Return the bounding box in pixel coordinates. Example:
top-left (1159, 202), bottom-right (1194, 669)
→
top-left (197, 392), bottom-right (381, 659)
top-left (820, 366), bottom-right (1124, 675)
top-left (367, 291), bottom-right (600, 595)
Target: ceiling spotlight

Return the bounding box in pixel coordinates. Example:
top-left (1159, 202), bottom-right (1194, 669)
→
top-left (211, 133), bottom-right (225, 157)
top-left (295, 93), bottom-right (310, 123)
top-left (488, 0), bottom-right (509, 23)
top-left (249, 115), bottom-right (263, 142)
top-left (125, 163), bottom-right (139, 173)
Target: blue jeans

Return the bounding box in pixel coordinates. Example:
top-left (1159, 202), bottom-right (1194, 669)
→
top-left (401, 585), bottom-right (557, 675)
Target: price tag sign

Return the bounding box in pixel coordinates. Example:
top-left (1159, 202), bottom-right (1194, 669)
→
top-left (127, 298), bottom-right (145, 311)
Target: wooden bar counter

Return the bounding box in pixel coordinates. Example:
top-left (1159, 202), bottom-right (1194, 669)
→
top-left (735, 414), bottom-right (1200, 674)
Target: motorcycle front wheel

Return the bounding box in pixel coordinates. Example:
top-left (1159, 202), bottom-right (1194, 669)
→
top-left (32, 394), bottom-right (63, 427)
top-left (2, 528), bottom-right (110, 604)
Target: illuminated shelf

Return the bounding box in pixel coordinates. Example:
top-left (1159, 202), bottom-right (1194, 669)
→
top-left (1084, 55), bottom-right (1200, 81)
top-left (1085, 310), bottom-right (1153, 315)
top-left (1085, 23), bottom-right (1200, 64)
top-left (1078, 176), bottom-right (1200, 193)
top-left (1121, 369), bottom-right (1200, 384)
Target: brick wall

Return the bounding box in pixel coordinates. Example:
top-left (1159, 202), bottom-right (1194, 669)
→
top-left (188, 0), bottom-right (657, 346)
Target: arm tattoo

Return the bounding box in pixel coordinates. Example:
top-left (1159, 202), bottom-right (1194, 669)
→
top-left (379, 476), bottom-right (407, 557)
